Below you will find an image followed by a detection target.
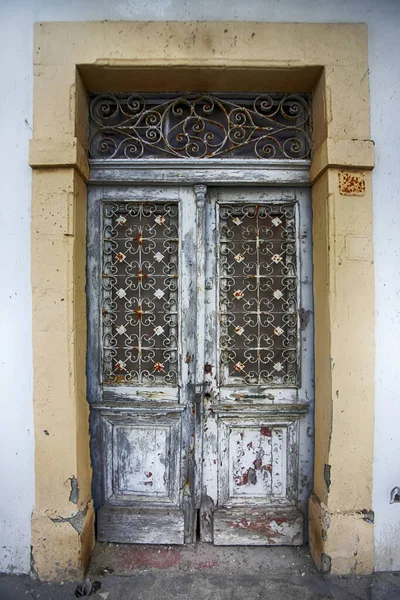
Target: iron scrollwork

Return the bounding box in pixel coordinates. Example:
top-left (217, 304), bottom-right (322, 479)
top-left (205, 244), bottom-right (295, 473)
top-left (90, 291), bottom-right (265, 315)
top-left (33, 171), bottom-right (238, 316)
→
top-left (88, 93), bottom-right (312, 160)
top-left (102, 201), bottom-right (179, 385)
top-left (219, 202), bottom-right (299, 386)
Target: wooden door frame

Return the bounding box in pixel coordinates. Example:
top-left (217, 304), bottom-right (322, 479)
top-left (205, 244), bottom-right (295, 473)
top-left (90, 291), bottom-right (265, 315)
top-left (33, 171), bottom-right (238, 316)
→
top-left (86, 171), bottom-right (314, 547)
top-left (30, 21), bottom-right (375, 580)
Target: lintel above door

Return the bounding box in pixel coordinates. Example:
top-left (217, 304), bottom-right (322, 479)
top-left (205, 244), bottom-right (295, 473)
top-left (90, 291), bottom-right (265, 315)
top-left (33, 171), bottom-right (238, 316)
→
top-left (89, 159), bottom-right (310, 186)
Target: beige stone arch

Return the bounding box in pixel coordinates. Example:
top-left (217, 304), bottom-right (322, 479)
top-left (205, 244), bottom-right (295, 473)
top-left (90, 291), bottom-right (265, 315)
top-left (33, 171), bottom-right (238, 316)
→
top-left (30, 21), bottom-right (375, 580)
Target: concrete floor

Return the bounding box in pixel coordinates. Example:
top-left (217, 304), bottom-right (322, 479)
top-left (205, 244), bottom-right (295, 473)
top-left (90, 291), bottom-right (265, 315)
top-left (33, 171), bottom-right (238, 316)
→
top-left (1, 544), bottom-right (400, 599)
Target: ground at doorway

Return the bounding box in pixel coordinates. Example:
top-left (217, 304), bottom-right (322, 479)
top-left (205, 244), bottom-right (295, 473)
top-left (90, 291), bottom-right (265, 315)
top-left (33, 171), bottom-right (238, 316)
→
top-left (1, 545), bottom-right (399, 599)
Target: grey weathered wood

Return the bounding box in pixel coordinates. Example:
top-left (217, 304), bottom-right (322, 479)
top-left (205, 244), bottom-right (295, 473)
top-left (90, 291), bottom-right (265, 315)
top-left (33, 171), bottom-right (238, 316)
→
top-left (87, 186), bottom-right (104, 511)
top-left (296, 187), bottom-right (314, 517)
top-left (97, 506), bottom-right (185, 544)
top-left (199, 188), bottom-right (219, 537)
top-left (219, 387), bottom-right (298, 404)
top-left (89, 159), bottom-right (310, 186)
top-left (194, 184), bottom-right (207, 511)
top-left (178, 187), bottom-right (198, 542)
top-left (199, 493), bottom-right (215, 543)
top-left (199, 186), bottom-right (314, 545)
top-left (213, 508), bottom-right (303, 546)
top-left (88, 175), bottom-right (314, 547)
top-left (87, 184), bottom-right (197, 544)
top-left (214, 404), bottom-right (308, 416)
top-left (92, 403), bottom-right (184, 413)
top-left (99, 410), bottom-right (182, 506)
top-left (103, 385), bottom-right (178, 404)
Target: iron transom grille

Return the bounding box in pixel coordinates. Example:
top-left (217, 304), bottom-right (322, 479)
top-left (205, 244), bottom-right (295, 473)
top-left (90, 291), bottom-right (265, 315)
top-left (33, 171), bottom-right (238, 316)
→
top-left (88, 93), bottom-right (312, 161)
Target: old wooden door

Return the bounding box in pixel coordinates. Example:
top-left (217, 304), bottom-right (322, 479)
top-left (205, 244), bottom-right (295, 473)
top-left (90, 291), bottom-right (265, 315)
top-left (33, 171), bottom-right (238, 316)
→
top-left (198, 186), bottom-right (313, 545)
top-left (87, 183), bottom-right (313, 546)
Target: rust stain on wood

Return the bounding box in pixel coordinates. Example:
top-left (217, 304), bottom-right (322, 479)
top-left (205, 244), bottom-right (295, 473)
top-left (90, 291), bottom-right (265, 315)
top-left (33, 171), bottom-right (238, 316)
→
top-left (260, 427), bottom-right (271, 437)
top-left (226, 515), bottom-right (288, 539)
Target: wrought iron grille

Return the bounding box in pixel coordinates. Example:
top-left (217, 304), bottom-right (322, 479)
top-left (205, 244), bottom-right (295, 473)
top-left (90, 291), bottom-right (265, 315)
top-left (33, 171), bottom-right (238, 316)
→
top-left (102, 201), bottom-right (179, 385)
top-left (88, 93), bottom-right (311, 160)
top-left (218, 202), bottom-right (298, 386)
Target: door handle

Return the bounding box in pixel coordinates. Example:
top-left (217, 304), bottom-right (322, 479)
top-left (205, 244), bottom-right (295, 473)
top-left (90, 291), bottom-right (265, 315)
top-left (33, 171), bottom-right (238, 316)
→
top-left (194, 364), bottom-right (215, 404)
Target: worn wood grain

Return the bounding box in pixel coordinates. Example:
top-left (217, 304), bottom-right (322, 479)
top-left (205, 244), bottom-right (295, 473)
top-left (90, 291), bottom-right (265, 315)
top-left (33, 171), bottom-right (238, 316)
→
top-left (97, 506), bottom-right (185, 544)
top-left (213, 508), bottom-right (303, 546)
top-left (89, 160), bottom-right (310, 186)
top-left (179, 186), bottom-right (198, 542)
top-left (194, 184), bottom-right (207, 511)
top-left (88, 185), bottom-right (197, 544)
top-left (200, 190), bottom-right (219, 537)
top-left (88, 180), bottom-right (314, 547)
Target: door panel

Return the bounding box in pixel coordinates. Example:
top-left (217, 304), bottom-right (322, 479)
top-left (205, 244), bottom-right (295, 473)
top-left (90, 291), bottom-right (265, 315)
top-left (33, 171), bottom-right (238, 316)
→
top-left (213, 509), bottom-right (303, 545)
top-left (201, 187), bottom-right (313, 545)
top-left (88, 184), bottom-right (313, 546)
top-left (102, 412), bottom-right (182, 504)
top-left (97, 410), bottom-right (186, 544)
top-left (88, 186), bottom-right (197, 544)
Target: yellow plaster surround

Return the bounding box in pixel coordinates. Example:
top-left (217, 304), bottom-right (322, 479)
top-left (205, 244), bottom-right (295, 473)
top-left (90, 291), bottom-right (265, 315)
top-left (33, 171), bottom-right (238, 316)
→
top-left (30, 21), bottom-right (375, 580)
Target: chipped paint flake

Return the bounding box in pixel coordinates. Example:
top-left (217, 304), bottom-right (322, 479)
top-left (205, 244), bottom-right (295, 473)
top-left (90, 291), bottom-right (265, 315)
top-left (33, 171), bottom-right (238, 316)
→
top-left (260, 427), bottom-right (271, 437)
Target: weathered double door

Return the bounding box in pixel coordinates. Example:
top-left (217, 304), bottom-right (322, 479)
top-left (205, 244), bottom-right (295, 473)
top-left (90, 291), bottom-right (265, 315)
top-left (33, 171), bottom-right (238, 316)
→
top-left (88, 184), bottom-right (313, 546)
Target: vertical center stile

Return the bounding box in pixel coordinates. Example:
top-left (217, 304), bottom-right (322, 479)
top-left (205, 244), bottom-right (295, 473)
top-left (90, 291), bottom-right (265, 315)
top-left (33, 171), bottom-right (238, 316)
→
top-left (193, 184), bottom-right (208, 511)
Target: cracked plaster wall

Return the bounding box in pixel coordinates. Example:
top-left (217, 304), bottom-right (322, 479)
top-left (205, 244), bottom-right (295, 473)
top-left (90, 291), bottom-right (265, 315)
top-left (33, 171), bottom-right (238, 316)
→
top-left (0, 0), bottom-right (399, 574)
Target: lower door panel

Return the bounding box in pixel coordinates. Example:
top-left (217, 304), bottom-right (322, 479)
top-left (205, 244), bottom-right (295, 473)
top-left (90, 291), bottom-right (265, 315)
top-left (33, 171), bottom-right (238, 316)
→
top-left (97, 507), bottom-right (185, 545)
top-left (94, 406), bottom-right (189, 544)
top-left (210, 408), bottom-right (307, 546)
top-left (213, 509), bottom-right (303, 546)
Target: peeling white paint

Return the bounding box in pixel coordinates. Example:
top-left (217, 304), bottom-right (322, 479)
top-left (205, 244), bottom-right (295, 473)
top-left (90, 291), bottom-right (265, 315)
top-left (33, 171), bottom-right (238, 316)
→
top-left (0, 0), bottom-right (399, 574)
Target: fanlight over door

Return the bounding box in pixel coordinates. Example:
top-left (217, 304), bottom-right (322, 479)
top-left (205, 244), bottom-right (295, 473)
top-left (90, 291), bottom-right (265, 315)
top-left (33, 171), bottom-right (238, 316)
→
top-left (87, 183), bottom-right (313, 545)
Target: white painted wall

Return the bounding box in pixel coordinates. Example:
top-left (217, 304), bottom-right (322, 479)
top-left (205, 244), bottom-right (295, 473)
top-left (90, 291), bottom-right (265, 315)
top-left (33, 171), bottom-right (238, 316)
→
top-left (0, 0), bottom-right (399, 574)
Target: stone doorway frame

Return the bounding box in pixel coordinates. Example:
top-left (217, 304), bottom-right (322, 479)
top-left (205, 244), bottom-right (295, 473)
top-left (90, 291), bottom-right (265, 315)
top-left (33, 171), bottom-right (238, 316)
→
top-left (30, 21), bottom-right (375, 581)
